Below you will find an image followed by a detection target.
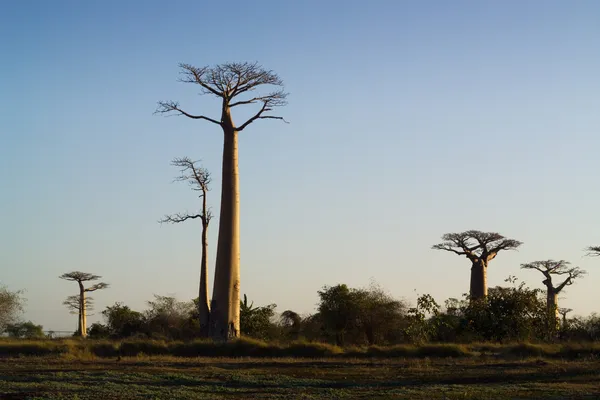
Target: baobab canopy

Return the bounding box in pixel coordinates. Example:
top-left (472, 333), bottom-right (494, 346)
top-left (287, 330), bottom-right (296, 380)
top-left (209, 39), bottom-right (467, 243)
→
top-left (432, 230), bottom-right (523, 299)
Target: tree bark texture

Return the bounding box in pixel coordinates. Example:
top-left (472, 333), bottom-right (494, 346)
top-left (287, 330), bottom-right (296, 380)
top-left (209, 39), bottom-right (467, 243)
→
top-left (199, 208), bottom-right (210, 336)
top-left (469, 259), bottom-right (488, 300)
top-left (209, 121), bottom-right (241, 340)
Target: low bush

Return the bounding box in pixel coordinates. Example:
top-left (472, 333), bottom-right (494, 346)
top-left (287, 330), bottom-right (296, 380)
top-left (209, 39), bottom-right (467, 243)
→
top-left (119, 340), bottom-right (170, 356)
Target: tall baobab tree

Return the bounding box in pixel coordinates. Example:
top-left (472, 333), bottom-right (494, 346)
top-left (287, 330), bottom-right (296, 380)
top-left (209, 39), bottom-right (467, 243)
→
top-left (156, 62), bottom-right (288, 340)
top-left (59, 272), bottom-right (109, 337)
top-left (586, 246), bottom-right (600, 257)
top-left (520, 260), bottom-right (585, 321)
top-left (432, 230), bottom-right (522, 299)
top-left (160, 157), bottom-right (212, 337)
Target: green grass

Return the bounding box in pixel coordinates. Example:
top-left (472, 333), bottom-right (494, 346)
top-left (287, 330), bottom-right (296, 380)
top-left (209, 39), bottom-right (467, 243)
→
top-left (0, 355), bottom-right (599, 399)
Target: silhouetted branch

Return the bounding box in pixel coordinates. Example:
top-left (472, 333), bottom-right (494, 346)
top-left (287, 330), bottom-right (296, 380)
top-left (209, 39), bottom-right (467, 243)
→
top-left (521, 260), bottom-right (586, 293)
top-left (86, 282), bottom-right (109, 292)
top-left (160, 211), bottom-right (212, 224)
top-left (154, 101), bottom-right (221, 125)
top-left (432, 231), bottom-right (521, 261)
top-left (586, 246), bottom-right (600, 256)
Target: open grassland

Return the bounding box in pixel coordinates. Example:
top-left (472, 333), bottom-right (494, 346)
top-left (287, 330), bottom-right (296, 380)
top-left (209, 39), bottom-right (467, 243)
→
top-left (1, 356), bottom-right (600, 399)
top-left (1, 339), bottom-right (600, 399)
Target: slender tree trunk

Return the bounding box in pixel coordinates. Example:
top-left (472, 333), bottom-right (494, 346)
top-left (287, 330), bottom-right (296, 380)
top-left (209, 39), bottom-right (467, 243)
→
top-left (199, 214), bottom-right (210, 337)
top-left (77, 283), bottom-right (84, 337)
top-left (81, 290), bottom-right (87, 337)
top-left (469, 259), bottom-right (488, 300)
top-left (210, 120), bottom-right (241, 340)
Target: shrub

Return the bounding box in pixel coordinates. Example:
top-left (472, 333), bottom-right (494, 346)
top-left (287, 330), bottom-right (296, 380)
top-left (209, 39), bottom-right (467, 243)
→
top-left (119, 340), bottom-right (169, 356)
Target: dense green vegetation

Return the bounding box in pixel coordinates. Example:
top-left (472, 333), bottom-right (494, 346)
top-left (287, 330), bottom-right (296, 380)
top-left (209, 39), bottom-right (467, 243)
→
top-left (77, 280), bottom-right (600, 346)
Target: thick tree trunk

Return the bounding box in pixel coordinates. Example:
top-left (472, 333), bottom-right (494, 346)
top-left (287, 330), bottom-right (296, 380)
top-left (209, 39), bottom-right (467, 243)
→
top-left (209, 122), bottom-right (241, 340)
top-left (199, 216), bottom-right (210, 337)
top-left (469, 259), bottom-right (488, 300)
top-left (547, 290), bottom-right (559, 322)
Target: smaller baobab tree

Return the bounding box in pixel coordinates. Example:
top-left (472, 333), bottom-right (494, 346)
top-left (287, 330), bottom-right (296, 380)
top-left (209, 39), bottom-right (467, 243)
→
top-left (63, 295), bottom-right (94, 331)
top-left (432, 230), bottom-right (523, 300)
top-left (559, 307), bottom-right (573, 328)
top-left (160, 157), bottom-right (212, 336)
top-left (59, 272), bottom-right (109, 337)
top-left (520, 260), bottom-right (586, 322)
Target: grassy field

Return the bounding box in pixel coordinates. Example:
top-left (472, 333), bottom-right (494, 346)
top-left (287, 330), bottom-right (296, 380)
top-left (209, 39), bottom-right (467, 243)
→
top-left (1, 354), bottom-right (599, 399)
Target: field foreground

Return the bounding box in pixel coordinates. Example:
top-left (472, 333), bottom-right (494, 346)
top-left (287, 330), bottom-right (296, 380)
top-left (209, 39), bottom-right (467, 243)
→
top-left (1, 356), bottom-right (599, 399)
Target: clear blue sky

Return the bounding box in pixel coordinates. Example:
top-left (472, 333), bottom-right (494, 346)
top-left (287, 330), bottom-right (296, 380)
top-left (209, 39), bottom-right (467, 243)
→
top-left (1, 1), bottom-right (599, 331)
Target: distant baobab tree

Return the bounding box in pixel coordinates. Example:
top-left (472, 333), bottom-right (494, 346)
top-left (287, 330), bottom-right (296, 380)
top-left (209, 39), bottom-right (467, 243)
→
top-left (160, 157), bottom-right (212, 337)
top-left (156, 62), bottom-right (288, 340)
top-left (432, 230), bottom-right (523, 299)
top-left (63, 295), bottom-right (94, 324)
top-left (559, 307), bottom-right (573, 328)
top-left (59, 272), bottom-right (109, 337)
top-left (520, 260), bottom-right (585, 321)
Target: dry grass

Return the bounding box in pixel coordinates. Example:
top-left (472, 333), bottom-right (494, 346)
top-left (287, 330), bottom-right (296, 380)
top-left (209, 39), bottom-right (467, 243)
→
top-left (1, 338), bottom-right (600, 360)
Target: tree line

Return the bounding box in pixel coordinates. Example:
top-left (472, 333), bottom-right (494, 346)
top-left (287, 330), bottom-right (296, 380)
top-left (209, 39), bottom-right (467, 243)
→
top-left (2, 61), bottom-right (598, 344)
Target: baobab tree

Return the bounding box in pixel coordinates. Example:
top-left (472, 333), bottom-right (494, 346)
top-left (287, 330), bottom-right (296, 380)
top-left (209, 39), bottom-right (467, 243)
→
top-left (63, 295), bottom-right (94, 332)
top-left (160, 157), bottom-right (212, 337)
top-left (520, 260), bottom-right (585, 321)
top-left (156, 62), bottom-right (288, 340)
top-left (59, 272), bottom-right (109, 337)
top-left (586, 246), bottom-right (600, 257)
top-left (559, 307), bottom-right (573, 328)
top-left (432, 230), bottom-right (522, 299)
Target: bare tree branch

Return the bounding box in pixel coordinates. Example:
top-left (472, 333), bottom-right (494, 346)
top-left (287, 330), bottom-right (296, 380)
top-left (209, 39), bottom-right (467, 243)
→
top-left (160, 157), bottom-right (213, 225)
top-left (178, 63), bottom-right (224, 97)
top-left (521, 260), bottom-right (586, 293)
top-left (155, 101), bottom-right (222, 125)
top-left (60, 271), bottom-right (107, 283)
top-left (86, 282), bottom-right (109, 292)
top-left (159, 212), bottom-right (209, 224)
top-left (157, 62), bottom-right (288, 133)
top-left (63, 295), bottom-right (94, 314)
top-left (432, 230), bottom-right (521, 261)
top-left (586, 246), bottom-right (600, 256)
top-left (237, 100), bottom-right (288, 131)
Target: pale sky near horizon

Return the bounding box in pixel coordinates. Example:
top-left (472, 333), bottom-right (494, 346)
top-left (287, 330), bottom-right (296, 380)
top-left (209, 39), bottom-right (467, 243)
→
top-left (1, 1), bottom-right (599, 331)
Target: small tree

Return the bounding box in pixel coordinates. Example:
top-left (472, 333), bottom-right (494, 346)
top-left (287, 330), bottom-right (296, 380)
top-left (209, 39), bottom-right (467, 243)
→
top-left (160, 157), bottom-right (212, 337)
top-left (239, 294), bottom-right (277, 340)
top-left (521, 260), bottom-right (586, 322)
top-left (157, 62), bottom-right (288, 340)
top-left (0, 285), bottom-right (24, 333)
top-left (63, 295), bottom-right (94, 322)
top-left (59, 272), bottom-right (109, 337)
top-left (280, 310), bottom-right (302, 340)
top-left (432, 230), bottom-right (522, 299)
top-left (101, 302), bottom-right (144, 338)
top-left (144, 295), bottom-right (197, 340)
top-left (559, 308), bottom-right (573, 329)
top-left (6, 321), bottom-right (44, 338)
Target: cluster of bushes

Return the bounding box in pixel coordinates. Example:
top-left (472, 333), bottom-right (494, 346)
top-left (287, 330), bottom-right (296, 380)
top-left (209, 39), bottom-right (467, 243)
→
top-left (80, 280), bottom-right (600, 347)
